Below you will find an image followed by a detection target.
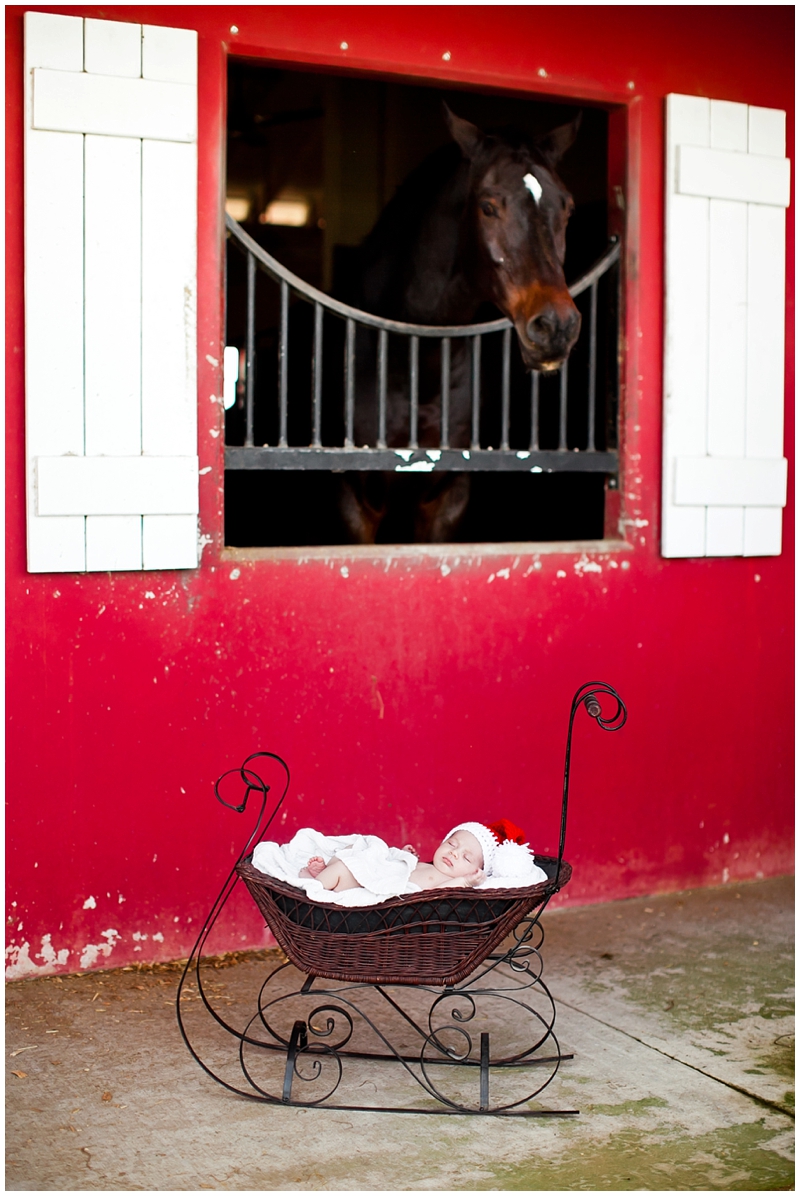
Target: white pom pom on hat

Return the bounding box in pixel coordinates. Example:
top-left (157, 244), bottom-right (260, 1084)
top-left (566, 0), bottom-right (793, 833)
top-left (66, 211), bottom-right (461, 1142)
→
top-left (445, 818), bottom-right (539, 880)
top-left (492, 839), bottom-right (538, 878)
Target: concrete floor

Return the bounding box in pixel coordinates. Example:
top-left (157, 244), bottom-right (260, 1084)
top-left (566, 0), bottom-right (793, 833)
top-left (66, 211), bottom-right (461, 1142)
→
top-left (6, 875), bottom-right (794, 1191)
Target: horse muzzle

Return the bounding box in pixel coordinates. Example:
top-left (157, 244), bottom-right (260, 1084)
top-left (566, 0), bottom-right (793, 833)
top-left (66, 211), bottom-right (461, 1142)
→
top-left (516, 299), bottom-right (581, 372)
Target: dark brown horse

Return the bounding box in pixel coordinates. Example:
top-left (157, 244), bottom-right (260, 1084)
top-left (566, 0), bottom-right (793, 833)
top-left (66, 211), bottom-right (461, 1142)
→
top-left (342, 106), bottom-right (582, 543)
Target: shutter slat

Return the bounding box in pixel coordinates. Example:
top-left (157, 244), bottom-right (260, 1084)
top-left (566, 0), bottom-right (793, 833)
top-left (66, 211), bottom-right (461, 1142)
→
top-left (748, 107), bottom-right (786, 157)
top-left (24, 11), bottom-right (83, 70)
top-left (84, 135), bottom-right (142, 456)
top-left (86, 516), bottom-right (143, 572)
top-left (746, 204), bottom-right (786, 460)
top-left (677, 146), bottom-right (790, 207)
top-left (707, 200), bottom-right (747, 458)
top-left (744, 508), bottom-right (783, 557)
top-left (143, 515), bottom-right (198, 570)
top-left (142, 25), bottom-right (197, 84)
top-left (706, 509), bottom-right (745, 556)
top-left (36, 456), bottom-right (199, 516)
top-left (24, 124), bottom-right (87, 572)
top-left (704, 102), bottom-right (750, 555)
top-left (32, 69), bottom-right (196, 142)
top-left (84, 16), bottom-right (142, 77)
top-left (674, 457), bottom-right (787, 506)
top-left (709, 100), bottom-right (748, 151)
top-left (141, 140), bottom-right (197, 456)
top-left (661, 95), bottom-right (710, 558)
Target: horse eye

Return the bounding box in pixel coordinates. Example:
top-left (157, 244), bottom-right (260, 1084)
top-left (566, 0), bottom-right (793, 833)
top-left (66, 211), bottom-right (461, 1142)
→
top-left (480, 201), bottom-right (498, 217)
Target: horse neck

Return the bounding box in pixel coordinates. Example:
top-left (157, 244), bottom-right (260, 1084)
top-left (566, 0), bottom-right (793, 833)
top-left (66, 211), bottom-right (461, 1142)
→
top-left (358, 149), bottom-right (484, 325)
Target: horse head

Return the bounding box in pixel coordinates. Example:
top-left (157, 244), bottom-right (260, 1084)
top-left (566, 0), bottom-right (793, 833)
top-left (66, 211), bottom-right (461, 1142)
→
top-left (446, 106), bottom-right (582, 373)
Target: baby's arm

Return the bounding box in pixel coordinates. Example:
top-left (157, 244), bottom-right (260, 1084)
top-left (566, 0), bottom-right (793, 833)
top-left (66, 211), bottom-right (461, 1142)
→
top-left (442, 869), bottom-right (485, 889)
top-left (411, 862), bottom-right (485, 890)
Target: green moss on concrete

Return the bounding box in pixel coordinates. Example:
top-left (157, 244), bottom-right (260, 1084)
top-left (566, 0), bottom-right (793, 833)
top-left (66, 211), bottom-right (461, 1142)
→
top-left (758, 1001), bottom-right (794, 1020)
top-left (472, 1117), bottom-right (794, 1191)
top-left (586, 1096), bottom-right (669, 1116)
top-left (758, 1033), bottom-right (795, 1081)
top-left (594, 951), bottom-right (793, 1038)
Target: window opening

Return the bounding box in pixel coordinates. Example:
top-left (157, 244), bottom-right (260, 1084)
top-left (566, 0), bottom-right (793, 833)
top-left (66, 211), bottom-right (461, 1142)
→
top-left (224, 63), bottom-right (620, 547)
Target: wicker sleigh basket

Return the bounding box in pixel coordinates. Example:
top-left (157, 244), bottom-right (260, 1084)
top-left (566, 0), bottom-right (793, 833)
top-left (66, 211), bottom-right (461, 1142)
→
top-left (236, 854), bottom-right (572, 986)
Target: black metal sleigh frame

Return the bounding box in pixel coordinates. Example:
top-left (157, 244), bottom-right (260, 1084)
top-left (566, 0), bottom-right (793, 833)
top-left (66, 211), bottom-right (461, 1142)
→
top-left (177, 681), bottom-right (626, 1116)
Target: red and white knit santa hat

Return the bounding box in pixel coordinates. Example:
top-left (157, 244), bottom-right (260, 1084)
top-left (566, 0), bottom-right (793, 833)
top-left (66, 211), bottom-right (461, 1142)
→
top-left (445, 818), bottom-right (538, 880)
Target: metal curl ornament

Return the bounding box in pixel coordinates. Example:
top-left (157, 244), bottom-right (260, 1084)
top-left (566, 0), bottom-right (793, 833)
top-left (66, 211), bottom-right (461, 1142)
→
top-left (427, 990), bottom-right (477, 1059)
top-left (288, 1038), bottom-right (344, 1106)
top-left (307, 1004), bottom-right (355, 1052)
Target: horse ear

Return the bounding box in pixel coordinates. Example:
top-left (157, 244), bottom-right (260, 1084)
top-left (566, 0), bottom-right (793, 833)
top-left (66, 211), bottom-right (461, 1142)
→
top-left (443, 104), bottom-right (483, 159)
top-left (535, 112), bottom-right (582, 166)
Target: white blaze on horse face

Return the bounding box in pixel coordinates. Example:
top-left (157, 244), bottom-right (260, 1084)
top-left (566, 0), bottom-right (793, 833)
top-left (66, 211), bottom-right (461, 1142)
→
top-left (523, 172), bottom-right (543, 205)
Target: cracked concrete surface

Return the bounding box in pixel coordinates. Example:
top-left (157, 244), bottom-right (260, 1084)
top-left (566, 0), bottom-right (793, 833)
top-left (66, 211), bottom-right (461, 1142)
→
top-left (5, 875), bottom-right (794, 1190)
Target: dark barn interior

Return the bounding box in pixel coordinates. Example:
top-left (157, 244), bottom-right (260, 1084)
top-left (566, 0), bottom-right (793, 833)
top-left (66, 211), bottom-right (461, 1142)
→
top-left (224, 62), bottom-right (617, 547)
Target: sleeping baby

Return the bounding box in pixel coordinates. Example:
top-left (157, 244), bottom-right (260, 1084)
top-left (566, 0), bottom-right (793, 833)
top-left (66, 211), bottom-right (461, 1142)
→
top-left (300, 825), bottom-right (487, 891)
top-left (251, 818), bottom-right (548, 906)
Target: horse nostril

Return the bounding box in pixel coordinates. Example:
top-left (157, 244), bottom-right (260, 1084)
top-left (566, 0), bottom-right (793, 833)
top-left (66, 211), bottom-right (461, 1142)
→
top-left (526, 310), bottom-right (557, 343)
top-left (526, 305), bottom-right (581, 350)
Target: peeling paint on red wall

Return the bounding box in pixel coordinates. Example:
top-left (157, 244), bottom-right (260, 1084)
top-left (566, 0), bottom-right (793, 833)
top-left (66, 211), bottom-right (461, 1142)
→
top-left (6, 5), bottom-right (793, 976)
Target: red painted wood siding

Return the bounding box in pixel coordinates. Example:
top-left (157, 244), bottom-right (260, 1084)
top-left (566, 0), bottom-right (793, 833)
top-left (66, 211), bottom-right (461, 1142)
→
top-left (5, 5), bottom-right (793, 977)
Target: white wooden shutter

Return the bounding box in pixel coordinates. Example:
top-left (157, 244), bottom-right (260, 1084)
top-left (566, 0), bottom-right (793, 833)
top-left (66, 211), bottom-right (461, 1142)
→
top-left (662, 94), bottom-right (790, 558)
top-left (24, 12), bottom-right (199, 572)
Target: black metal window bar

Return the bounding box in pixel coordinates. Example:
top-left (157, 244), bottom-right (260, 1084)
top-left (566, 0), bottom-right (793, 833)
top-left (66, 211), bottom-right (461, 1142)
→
top-left (224, 213), bottom-right (620, 475)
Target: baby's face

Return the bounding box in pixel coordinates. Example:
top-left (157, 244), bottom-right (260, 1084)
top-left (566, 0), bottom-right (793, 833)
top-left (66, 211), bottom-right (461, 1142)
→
top-left (433, 829), bottom-right (484, 878)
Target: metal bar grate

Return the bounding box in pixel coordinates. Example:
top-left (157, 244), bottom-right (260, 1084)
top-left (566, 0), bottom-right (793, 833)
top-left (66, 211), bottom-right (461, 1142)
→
top-left (500, 327), bottom-right (511, 451)
top-left (344, 318), bottom-right (355, 448)
top-left (409, 335), bottom-right (419, 449)
top-left (245, 251), bottom-right (256, 448)
top-left (312, 302), bottom-right (323, 448)
top-left (225, 217), bottom-right (620, 473)
top-left (470, 335), bottom-right (481, 451)
top-left (529, 371), bottom-right (540, 452)
top-left (377, 329), bottom-right (388, 450)
top-left (587, 280), bottom-right (598, 452)
top-left (440, 337), bottom-right (451, 449)
top-left (278, 279), bottom-right (288, 448)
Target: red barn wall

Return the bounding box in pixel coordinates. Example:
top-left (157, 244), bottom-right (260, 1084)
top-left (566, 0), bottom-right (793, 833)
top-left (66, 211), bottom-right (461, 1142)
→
top-left (5, 5), bottom-right (794, 977)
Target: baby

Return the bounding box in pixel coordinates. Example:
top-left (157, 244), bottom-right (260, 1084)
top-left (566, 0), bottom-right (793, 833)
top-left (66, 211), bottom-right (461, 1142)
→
top-left (251, 818), bottom-right (544, 902)
top-left (302, 827), bottom-right (483, 894)
top-left (300, 827), bottom-right (486, 892)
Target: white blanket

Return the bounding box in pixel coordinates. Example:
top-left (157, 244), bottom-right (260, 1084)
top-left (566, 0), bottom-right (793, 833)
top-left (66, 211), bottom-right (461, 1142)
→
top-left (250, 827), bottom-right (549, 906)
top-left (251, 828), bottom-right (419, 906)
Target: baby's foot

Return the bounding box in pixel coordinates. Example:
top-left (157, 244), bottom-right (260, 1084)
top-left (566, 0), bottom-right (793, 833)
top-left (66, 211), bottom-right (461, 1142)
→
top-left (299, 855), bottom-right (327, 879)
